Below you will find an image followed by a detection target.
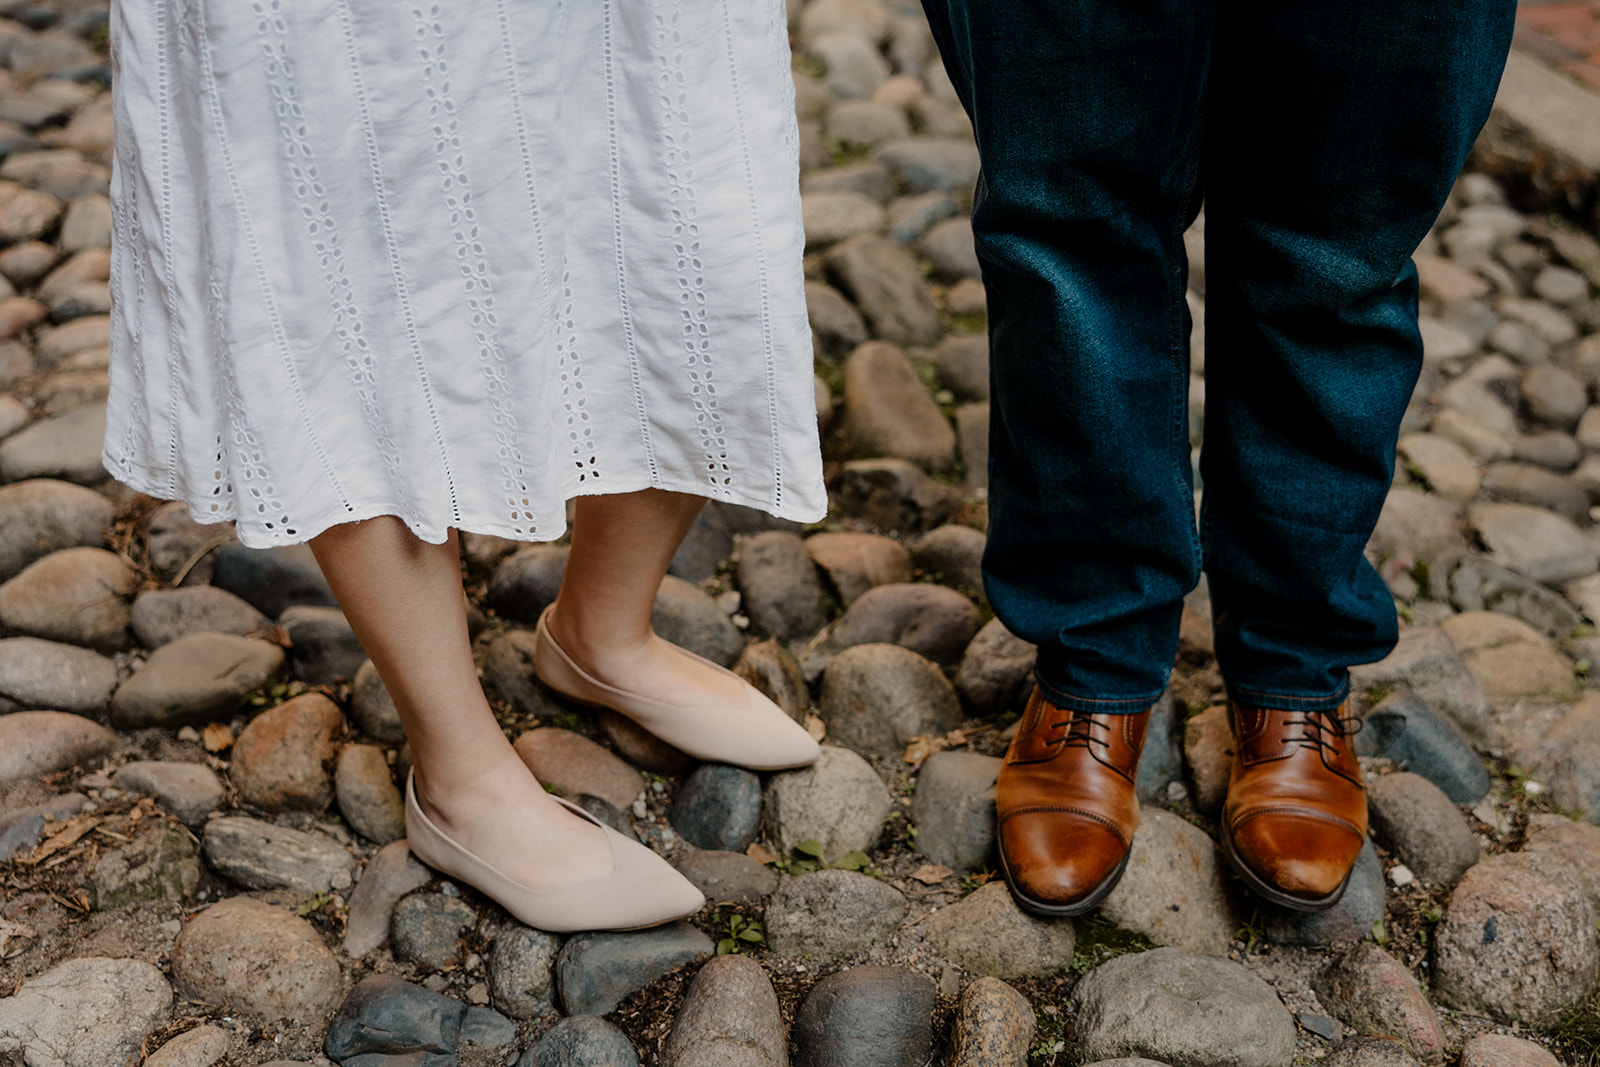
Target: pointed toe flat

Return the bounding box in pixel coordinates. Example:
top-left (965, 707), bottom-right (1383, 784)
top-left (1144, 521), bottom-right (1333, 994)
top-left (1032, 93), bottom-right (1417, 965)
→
top-left (403, 772), bottom-right (704, 933)
top-left (533, 606), bottom-right (820, 771)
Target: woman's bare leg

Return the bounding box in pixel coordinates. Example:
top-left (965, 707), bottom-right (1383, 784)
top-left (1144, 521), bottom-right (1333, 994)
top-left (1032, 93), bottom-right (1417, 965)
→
top-left (309, 517), bottom-right (611, 889)
top-left (544, 489), bottom-right (748, 705)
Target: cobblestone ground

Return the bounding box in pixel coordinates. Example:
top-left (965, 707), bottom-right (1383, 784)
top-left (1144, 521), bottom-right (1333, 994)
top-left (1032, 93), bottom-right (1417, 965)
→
top-left (2, 1), bottom-right (1600, 1066)
top-left (1520, 0), bottom-right (1600, 92)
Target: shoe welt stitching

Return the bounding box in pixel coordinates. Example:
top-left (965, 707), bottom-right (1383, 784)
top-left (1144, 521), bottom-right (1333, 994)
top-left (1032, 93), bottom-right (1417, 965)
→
top-left (999, 804), bottom-right (1131, 845)
top-left (1229, 803), bottom-right (1362, 838)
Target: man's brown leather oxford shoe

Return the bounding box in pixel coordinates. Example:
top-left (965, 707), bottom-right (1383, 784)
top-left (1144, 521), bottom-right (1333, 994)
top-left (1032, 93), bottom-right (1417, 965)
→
top-left (994, 688), bottom-right (1150, 917)
top-left (1220, 701), bottom-right (1367, 912)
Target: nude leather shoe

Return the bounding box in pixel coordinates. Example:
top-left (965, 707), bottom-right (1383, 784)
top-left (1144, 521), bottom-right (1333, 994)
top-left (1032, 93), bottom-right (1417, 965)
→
top-left (995, 688), bottom-right (1150, 917)
top-left (1220, 701), bottom-right (1367, 912)
top-left (532, 605), bottom-right (821, 771)
top-left (403, 771), bottom-right (705, 933)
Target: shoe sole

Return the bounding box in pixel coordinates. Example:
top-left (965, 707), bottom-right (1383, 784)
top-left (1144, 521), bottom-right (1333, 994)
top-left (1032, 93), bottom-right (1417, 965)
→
top-left (997, 840), bottom-right (1132, 919)
top-left (1218, 821), bottom-right (1352, 914)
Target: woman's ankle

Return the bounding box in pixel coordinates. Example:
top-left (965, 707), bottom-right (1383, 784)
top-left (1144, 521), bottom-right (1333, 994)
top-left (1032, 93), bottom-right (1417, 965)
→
top-left (544, 603), bottom-right (652, 678)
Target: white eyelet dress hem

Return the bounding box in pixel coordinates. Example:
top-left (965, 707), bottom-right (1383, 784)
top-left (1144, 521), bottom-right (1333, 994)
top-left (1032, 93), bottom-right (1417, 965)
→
top-left (103, 0), bottom-right (828, 548)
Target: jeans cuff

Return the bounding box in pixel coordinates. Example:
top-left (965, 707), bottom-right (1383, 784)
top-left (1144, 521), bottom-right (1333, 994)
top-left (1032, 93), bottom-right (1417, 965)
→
top-left (1224, 678), bottom-right (1351, 714)
top-left (1033, 674), bottom-right (1166, 715)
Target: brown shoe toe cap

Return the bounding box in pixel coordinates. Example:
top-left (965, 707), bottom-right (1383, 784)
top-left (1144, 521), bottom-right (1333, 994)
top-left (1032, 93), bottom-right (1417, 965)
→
top-left (1230, 810), bottom-right (1363, 902)
top-left (1000, 810), bottom-right (1129, 909)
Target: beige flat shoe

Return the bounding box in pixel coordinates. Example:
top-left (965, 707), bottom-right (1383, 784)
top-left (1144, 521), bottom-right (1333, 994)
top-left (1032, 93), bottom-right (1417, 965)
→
top-left (403, 771), bottom-right (704, 933)
top-left (533, 605), bottom-right (821, 771)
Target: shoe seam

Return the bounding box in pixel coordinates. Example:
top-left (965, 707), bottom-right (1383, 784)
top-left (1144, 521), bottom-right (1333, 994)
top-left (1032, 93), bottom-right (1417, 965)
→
top-left (1228, 803), bottom-right (1363, 837)
top-left (999, 804), bottom-right (1131, 845)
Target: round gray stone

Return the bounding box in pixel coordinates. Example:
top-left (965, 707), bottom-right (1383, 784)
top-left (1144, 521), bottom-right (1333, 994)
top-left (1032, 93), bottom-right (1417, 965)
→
top-left (920, 215), bottom-right (979, 281)
top-left (209, 541), bottom-right (336, 619)
top-left (765, 868), bottom-right (908, 959)
top-left (556, 921), bottom-right (714, 1016)
top-left (170, 896), bottom-right (342, 1019)
top-left (955, 617), bottom-right (1036, 717)
top-left (350, 657), bottom-right (407, 743)
top-left (1519, 695), bottom-right (1600, 829)
top-left (0, 400), bottom-right (105, 483)
top-left (1072, 948), bottom-right (1297, 1067)
top-left (0, 478), bottom-right (112, 582)
top-left (887, 190), bottom-right (960, 245)
top-left (669, 763), bottom-right (763, 853)
top-left (324, 973), bottom-right (468, 1060)
top-left (0, 545), bottom-right (134, 650)
top-left (819, 643), bottom-right (962, 759)
top-left (1468, 502), bottom-right (1597, 585)
top-left (875, 138), bottom-right (980, 194)
top-left (110, 632), bottom-right (285, 729)
top-left (1366, 772), bottom-right (1480, 884)
top-left (824, 236), bottom-right (941, 348)
top-left (1262, 838), bottom-right (1386, 947)
top-left (0, 635), bottom-right (115, 714)
top-left (654, 574), bottom-right (744, 667)
top-left (201, 815), bottom-right (355, 893)
top-left (0, 956), bottom-right (171, 1067)
top-left (1479, 462), bottom-right (1588, 526)
top-left (828, 582), bottom-right (981, 666)
top-left (802, 189), bottom-right (887, 249)
top-left (1098, 808), bottom-right (1234, 957)
top-left (793, 965), bottom-right (935, 1067)
top-left (279, 604), bottom-right (366, 685)
top-left (929, 335), bottom-right (989, 403)
top-left (662, 954), bottom-right (787, 1067)
top-left (0, 709), bottom-right (114, 785)
top-left (735, 530), bottom-right (827, 642)
top-left (806, 280), bottom-right (868, 359)
top-left (335, 743), bottom-right (406, 846)
top-left (838, 340), bottom-right (956, 470)
top-left (112, 760), bottom-right (224, 828)
top-left (487, 545), bottom-right (569, 625)
top-left (489, 923), bottom-right (563, 1020)
top-left (672, 849), bottom-right (780, 904)
top-left (1522, 364), bottom-right (1588, 429)
top-left (392, 891), bottom-right (478, 968)
top-left (1434, 851), bottom-right (1599, 1023)
top-left (923, 881), bottom-right (1075, 979)
top-left (764, 745), bottom-right (893, 861)
top-left (129, 586), bottom-right (271, 648)
top-left (520, 1015), bottom-right (639, 1067)
top-left (911, 750), bottom-right (999, 872)
top-left (806, 32), bottom-right (887, 100)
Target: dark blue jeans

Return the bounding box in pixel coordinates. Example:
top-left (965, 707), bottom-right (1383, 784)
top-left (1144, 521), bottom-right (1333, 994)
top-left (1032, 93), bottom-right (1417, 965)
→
top-left (921, 1), bottom-right (1515, 713)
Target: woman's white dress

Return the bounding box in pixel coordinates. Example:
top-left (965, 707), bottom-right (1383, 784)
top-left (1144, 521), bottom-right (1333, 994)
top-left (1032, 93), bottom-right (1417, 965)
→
top-left (103, 0), bottom-right (828, 548)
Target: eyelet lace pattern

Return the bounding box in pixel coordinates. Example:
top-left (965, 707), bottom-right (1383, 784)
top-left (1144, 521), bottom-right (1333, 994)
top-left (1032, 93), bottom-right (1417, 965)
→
top-left (102, 0), bottom-right (827, 548)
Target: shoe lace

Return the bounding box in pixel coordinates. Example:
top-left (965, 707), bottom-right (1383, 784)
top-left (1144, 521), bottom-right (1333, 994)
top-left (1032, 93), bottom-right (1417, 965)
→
top-left (1051, 712), bottom-right (1111, 753)
top-left (1280, 707), bottom-right (1363, 758)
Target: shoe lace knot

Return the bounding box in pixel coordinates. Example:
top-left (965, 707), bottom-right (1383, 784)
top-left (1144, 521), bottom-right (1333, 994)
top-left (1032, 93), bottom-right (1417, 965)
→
top-left (1051, 712), bottom-right (1111, 753)
top-left (1280, 707), bottom-right (1363, 758)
